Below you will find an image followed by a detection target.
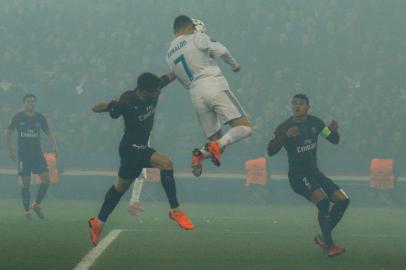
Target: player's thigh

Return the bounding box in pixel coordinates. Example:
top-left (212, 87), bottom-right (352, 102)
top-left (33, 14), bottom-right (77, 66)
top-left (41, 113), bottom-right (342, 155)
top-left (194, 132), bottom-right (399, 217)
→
top-left (118, 146), bottom-right (144, 181)
top-left (288, 173), bottom-right (323, 201)
top-left (191, 96), bottom-right (221, 138)
top-left (212, 90), bottom-right (247, 124)
top-left (32, 154), bottom-right (49, 182)
top-left (315, 173), bottom-right (343, 201)
top-left (18, 157), bottom-right (32, 178)
top-left (150, 152), bottom-right (173, 170)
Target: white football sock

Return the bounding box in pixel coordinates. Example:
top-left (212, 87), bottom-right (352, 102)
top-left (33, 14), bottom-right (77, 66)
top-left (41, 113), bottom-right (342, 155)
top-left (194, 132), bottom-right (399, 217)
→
top-left (130, 169), bottom-right (146, 204)
top-left (217, 126), bottom-right (252, 149)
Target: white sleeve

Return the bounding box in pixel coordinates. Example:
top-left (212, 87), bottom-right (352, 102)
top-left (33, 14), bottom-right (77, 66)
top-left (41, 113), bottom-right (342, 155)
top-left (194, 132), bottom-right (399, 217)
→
top-left (194, 33), bottom-right (239, 69)
top-left (193, 32), bottom-right (210, 50)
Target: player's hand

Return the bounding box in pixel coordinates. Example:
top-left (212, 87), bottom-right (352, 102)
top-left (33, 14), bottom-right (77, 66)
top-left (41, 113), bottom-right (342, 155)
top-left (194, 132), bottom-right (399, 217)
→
top-left (328, 120), bottom-right (339, 132)
top-left (286, 126), bottom-right (300, 138)
top-left (232, 64), bottom-right (241, 73)
top-left (8, 148), bottom-right (16, 161)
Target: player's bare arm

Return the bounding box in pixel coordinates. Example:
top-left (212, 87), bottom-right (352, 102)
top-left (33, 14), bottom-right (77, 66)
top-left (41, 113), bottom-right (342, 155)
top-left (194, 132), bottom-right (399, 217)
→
top-left (4, 128), bottom-right (15, 161)
top-left (92, 102), bottom-right (109, 113)
top-left (160, 72), bottom-right (176, 88)
top-left (45, 130), bottom-right (59, 157)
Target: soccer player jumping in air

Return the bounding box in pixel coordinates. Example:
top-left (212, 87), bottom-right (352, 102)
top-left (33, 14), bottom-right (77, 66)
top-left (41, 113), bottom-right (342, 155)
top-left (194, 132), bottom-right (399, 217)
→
top-left (166, 15), bottom-right (252, 177)
top-left (5, 94), bottom-right (58, 219)
top-left (88, 72), bottom-right (194, 246)
top-left (267, 94), bottom-right (349, 257)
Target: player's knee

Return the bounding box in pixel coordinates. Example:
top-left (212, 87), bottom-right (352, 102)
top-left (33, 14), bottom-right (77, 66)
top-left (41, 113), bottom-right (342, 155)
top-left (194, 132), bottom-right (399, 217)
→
top-left (21, 183), bottom-right (30, 189)
top-left (21, 179), bottom-right (30, 189)
top-left (241, 125), bottom-right (253, 137)
top-left (115, 179), bottom-right (131, 192)
top-left (40, 175), bottom-right (50, 184)
top-left (161, 158), bottom-right (173, 170)
top-left (336, 198), bottom-right (350, 209)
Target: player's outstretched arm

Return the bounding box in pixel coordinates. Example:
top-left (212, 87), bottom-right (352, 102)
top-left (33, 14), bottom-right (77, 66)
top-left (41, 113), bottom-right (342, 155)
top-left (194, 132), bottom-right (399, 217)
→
top-left (160, 72), bottom-right (176, 89)
top-left (215, 45), bottom-right (240, 72)
top-left (201, 35), bottom-right (240, 72)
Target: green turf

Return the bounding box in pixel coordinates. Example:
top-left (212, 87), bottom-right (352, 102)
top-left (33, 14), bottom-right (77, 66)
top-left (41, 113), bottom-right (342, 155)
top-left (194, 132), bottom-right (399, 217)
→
top-left (0, 199), bottom-right (405, 270)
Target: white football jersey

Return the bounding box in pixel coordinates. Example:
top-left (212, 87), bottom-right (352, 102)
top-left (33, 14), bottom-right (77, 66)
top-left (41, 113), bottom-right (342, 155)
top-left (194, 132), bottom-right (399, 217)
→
top-left (166, 33), bottom-right (239, 91)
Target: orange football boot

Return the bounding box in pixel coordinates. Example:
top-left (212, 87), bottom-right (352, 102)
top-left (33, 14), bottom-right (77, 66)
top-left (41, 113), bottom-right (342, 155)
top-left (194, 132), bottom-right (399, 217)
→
top-left (88, 217), bottom-right (103, 246)
top-left (169, 209), bottom-right (194, 230)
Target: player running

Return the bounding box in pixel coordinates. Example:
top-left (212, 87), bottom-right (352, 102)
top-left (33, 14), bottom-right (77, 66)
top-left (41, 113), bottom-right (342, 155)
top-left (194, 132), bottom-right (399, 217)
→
top-left (166, 15), bottom-right (252, 177)
top-left (88, 72), bottom-right (194, 246)
top-left (5, 94), bottom-right (58, 219)
top-left (267, 94), bottom-right (349, 257)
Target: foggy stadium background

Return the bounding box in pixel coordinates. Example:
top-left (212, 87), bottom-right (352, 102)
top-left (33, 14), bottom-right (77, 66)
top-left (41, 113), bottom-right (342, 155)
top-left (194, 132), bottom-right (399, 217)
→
top-left (0, 1), bottom-right (405, 270)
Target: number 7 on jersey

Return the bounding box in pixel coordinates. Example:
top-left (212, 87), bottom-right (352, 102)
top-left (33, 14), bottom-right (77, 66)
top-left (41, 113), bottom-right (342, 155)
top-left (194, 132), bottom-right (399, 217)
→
top-left (174, 55), bottom-right (194, 81)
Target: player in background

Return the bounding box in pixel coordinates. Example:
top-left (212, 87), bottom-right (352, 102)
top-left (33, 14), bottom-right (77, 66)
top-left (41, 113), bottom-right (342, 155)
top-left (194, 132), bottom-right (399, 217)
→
top-left (166, 15), bottom-right (252, 177)
top-left (127, 139), bottom-right (151, 215)
top-left (128, 169), bottom-right (146, 215)
top-left (5, 94), bottom-right (58, 219)
top-left (88, 72), bottom-right (194, 246)
top-left (267, 94), bottom-right (349, 257)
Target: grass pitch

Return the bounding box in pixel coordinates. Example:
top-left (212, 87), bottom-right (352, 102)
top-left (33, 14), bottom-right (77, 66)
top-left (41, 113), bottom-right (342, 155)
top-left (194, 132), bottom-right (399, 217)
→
top-left (0, 199), bottom-right (405, 270)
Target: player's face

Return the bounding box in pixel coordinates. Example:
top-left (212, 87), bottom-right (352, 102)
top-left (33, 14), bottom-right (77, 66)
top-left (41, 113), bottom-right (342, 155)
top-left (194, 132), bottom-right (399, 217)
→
top-left (24, 97), bottom-right (36, 112)
top-left (291, 98), bottom-right (309, 118)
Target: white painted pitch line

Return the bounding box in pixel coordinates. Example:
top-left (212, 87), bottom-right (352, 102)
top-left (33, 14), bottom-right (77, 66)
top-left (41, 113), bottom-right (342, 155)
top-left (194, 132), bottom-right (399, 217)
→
top-left (125, 228), bottom-right (406, 239)
top-left (73, 229), bottom-right (124, 270)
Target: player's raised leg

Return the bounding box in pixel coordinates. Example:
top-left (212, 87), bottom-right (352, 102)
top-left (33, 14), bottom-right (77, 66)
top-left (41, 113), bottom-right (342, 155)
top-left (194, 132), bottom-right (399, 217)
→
top-left (210, 115), bottom-right (252, 164)
top-left (150, 152), bottom-right (194, 230)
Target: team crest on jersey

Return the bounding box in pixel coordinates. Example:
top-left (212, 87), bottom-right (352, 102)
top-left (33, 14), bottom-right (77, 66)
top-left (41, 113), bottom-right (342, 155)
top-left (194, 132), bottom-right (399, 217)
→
top-left (35, 122), bottom-right (40, 127)
top-left (311, 127), bottom-right (316, 133)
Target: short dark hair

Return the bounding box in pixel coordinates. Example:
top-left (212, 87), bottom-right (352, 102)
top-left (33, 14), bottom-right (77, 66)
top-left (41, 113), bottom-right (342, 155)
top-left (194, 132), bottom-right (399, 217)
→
top-left (22, 93), bottom-right (37, 102)
top-left (137, 72), bottom-right (161, 92)
top-left (173, 15), bottom-right (194, 33)
top-left (292, 93), bottom-right (309, 104)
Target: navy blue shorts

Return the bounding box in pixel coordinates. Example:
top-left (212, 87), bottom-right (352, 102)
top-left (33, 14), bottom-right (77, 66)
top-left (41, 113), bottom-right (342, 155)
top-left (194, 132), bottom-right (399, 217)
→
top-left (118, 144), bottom-right (156, 181)
top-left (288, 172), bottom-right (340, 201)
top-left (18, 153), bottom-right (48, 177)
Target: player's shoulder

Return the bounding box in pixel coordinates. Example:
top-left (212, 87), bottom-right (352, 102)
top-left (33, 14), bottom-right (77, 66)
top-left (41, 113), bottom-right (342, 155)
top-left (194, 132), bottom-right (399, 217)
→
top-left (192, 32), bottom-right (211, 43)
top-left (120, 90), bottom-right (137, 100)
top-left (12, 111), bottom-right (24, 119)
top-left (275, 117), bottom-right (293, 133)
top-left (35, 111), bottom-right (46, 118)
top-left (308, 114), bottom-right (324, 125)
top-left (307, 115), bottom-right (325, 131)
top-left (119, 90), bottom-right (139, 107)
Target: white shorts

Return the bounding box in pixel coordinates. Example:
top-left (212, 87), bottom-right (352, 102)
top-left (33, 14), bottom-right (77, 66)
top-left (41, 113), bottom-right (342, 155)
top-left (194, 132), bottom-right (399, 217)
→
top-left (190, 88), bottom-right (247, 138)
